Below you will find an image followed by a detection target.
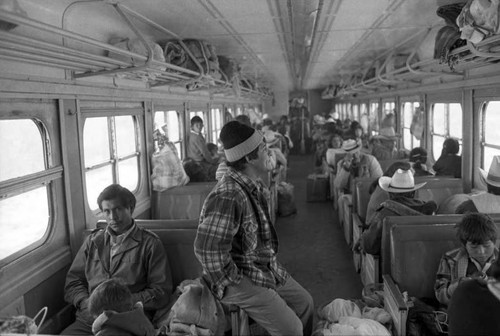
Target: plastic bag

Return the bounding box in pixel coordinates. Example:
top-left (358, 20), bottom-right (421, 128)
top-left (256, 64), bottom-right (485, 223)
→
top-left (319, 298), bottom-right (362, 323)
top-left (410, 107), bottom-right (425, 141)
top-left (151, 143), bottom-right (189, 191)
top-left (0, 306), bottom-right (47, 334)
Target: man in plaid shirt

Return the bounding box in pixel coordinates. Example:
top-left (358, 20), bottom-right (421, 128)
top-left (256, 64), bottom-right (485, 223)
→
top-left (194, 121), bottom-right (314, 336)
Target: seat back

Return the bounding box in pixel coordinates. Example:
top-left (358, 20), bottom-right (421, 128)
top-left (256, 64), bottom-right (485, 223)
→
top-left (414, 177), bottom-right (463, 207)
top-left (136, 219), bottom-right (202, 289)
top-left (387, 214), bottom-right (500, 299)
top-left (353, 177), bottom-right (378, 222)
top-left (151, 181), bottom-right (216, 219)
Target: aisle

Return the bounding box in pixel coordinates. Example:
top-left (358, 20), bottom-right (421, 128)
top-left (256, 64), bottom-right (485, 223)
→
top-left (274, 154), bottom-right (363, 313)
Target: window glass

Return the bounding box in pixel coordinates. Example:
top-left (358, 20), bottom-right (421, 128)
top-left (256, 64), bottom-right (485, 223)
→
top-left (369, 102), bottom-right (379, 135)
top-left (0, 186), bottom-right (49, 260)
top-left (402, 102), bottom-right (420, 150)
top-left (383, 101), bottom-right (395, 115)
top-left (85, 166), bottom-right (113, 209)
top-left (433, 104), bottom-right (446, 135)
top-left (0, 120), bottom-right (45, 181)
top-left (118, 157), bottom-right (139, 191)
top-left (352, 104), bottom-right (359, 121)
top-left (115, 116), bottom-right (136, 155)
top-left (83, 118), bottom-right (110, 166)
top-left (83, 116), bottom-right (139, 210)
top-left (449, 103), bottom-right (462, 139)
top-left (483, 101), bottom-right (500, 169)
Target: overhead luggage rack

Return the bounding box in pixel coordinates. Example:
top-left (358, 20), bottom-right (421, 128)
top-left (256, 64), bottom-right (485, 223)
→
top-left (0, 4), bottom-right (271, 100)
top-left (325, 30), bottom-right (500, 99)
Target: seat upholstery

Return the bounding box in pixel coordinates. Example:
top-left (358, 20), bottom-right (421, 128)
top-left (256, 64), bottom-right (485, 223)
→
top-left (151, 182), bottom-right (216, 219)
top-left (414, 177), bottom-right (463, 207)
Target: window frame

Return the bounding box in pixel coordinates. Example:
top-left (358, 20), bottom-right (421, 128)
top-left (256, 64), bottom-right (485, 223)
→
top-left (153, 105), bottom-right (185, 159)
top-left (430, 102), bottom-right (463, 161)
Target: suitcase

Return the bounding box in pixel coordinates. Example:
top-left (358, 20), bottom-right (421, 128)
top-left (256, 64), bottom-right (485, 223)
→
top-left (306, 174), bottom-right (329, 202)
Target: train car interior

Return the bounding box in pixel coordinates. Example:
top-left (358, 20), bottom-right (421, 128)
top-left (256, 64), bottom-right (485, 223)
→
top-left (1, 0), bottom-right (500, 335)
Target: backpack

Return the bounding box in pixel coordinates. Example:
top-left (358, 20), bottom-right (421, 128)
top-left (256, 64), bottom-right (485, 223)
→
top-left (457, 0), bottom-right (500, 43)
top-left (434, 2), bottom-right (468, 68)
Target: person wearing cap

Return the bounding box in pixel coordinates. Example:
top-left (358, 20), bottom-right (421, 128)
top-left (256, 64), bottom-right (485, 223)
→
top-left (409, 147), bottom-right (433, 177)
top-left (194, 121), bottom-right (314, 336)
top-left (448, 237), bottom-right (500, 335)
top-left (454, 155), bottom-right (500, 214)
top-left (359, 169), bottom-right (437, 255)
top-left (435, 212), bottom-right (498, 307)
top-left (186, 116), bottom-right (218, 181)
top-left (370, 126), bottom-right (406, 161)
top-left (433, 138), bottom-right (462, 178)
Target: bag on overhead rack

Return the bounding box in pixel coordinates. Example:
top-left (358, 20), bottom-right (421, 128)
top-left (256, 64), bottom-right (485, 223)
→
top-left (457, 0), bottom-right (500, 43)
top-left (434, 2), bottom-right (468, 68)
top-left (164, 39), bottom-right (221, 81)
top-left (108, 37), bottom-right (166, 81)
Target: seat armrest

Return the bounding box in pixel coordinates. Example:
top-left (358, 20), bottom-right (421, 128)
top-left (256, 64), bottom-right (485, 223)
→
top-left (383, 275), bottom-right (409, 336)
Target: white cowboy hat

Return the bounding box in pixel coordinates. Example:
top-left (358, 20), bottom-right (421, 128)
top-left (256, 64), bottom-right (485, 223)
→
top-left (373, 127), bottom-right (401, 140)
top-left (341, 139), bottom-right (361, 153)
top-left (479, 155), bottom-right (500, 188)
top-left (379, 168), bottom-right (427, 193)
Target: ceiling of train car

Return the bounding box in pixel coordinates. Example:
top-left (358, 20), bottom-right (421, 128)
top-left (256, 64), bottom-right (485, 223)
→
top-left (53, 0), bottom-right (445, 93)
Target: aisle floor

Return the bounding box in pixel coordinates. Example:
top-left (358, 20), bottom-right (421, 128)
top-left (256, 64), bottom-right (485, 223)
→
top-left (274, 154), bottom-right (363, 316)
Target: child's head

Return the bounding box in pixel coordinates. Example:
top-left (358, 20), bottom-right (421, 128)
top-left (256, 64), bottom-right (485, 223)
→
top-left (456, 213), bottom-right (497, 264)
top-left (207, 143), bottom-right (218, 156)
top-left (329, 132), bottom-right (343, 149)
top-left (88, 279), bottom-right (134, 318)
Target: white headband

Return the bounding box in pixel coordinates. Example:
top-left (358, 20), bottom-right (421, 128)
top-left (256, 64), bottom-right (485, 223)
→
top-left (224, 131), bottom-right (263, 162)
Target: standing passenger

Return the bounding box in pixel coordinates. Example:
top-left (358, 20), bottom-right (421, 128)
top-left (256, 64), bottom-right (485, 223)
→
top-left (62, 184), bottom-right (170, 335)
top-left (194, 121), bottom-right (314, 336)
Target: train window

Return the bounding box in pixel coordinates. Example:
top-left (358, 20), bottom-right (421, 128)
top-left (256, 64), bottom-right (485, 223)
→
top-left (369, 102), bottom-right (379, 135)
top-left (402, 102), bottom-right (421, 150)
top-left (0, 119), bottom-right (50, 260)
top-left (353, 104), bottom-right (359, 121)
top-left (236, 106), bottom-right (243, 116)
top-left (383, 101), bottom-right (395, 115)
top-left (154, 110), bottom-right (183, 158)
top-left (210, 107), bottom-right (223, 143)
top-left (83, 116), bottom-right (139, 210)
top-left (346, 103), bottom-right (352, 119)
top-left (482, 101), bottom-right (500, 170)
top-left (431, 103), bottom-right (463, 161)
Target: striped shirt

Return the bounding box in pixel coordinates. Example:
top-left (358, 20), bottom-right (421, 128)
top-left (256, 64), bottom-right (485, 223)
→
top-left (194, 167), bottom-right (289, 299)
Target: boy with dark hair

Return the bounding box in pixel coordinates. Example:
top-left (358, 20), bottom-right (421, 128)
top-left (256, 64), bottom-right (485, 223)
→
top-left (89, 279), bottom-right (155, 336)
top-left (435, 212), bottom-right (499, 306)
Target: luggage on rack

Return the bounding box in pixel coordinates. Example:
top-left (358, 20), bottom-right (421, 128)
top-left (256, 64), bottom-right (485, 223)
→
top-left (164, 39), bottom-right (221, 80)
top-left (107, 37), bottom-right (166, 81)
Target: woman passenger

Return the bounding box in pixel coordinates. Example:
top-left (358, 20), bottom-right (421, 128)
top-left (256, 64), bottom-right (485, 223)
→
top-left (433, 138), bottom-right (462, 178)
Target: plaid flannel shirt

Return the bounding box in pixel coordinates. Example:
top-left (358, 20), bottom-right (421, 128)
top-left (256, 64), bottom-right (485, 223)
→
top-left (194, 167), bottom-right (289, 299)
top-left (434, 246), bottom-right (498, 305)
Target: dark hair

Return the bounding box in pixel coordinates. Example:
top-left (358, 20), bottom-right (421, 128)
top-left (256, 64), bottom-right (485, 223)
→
top-left (88, 279), bottom-right (134, 317)
top-left (369, 161), bottom-right (411, 194)
top-left (389, 190), bottom-right (415, 199)
top-left (262, 118), bottom-right (273, 127)
top-left (442, 138), bottom-right (460, 155)
top-left (207, 143), bottom-right (217, 153)
top-left (191, 116), bottom-right (203, 126)
top-left (456, 212), bottom-right (497, 245)
top-left (410, 147), bottom-right (428, 170)
top-left (234, 114), bottom-right (251, 127)
top-left (97, 184), bottom-right (136, 212)
top-left (226, 146), bottom-right (259, 171)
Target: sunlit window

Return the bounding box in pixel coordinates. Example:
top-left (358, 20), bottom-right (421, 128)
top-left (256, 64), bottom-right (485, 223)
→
top-left (155, 110), bottom-right (183, 158)
top-left (211, 107), bottom-right (223, 143)
top-left (369, 102), bottom-right (379, 135)
top-left (402, 102), bottom-right (421, 150)
top-left (431, 103), bottom-right (462, 161)
top-left (236, 106), bottom-right (243, 116)
top-left (482, 101), bottom-right (500, 170)
top-left (0, 119), bottom-right (50, 261)
top-left (83, 116), bottom-right (139, 210)
top-left (352, 104), bottom-right (359, 122)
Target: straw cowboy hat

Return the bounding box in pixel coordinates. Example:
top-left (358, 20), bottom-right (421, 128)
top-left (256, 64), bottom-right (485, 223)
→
top-left (373, 127), bottom-right (400, 140)
top-left (341, 139), bottom-right (361, 153)
top-left (479, 155), bottom-right (500, 188)
top-left (379, 168), bottom-right (427, 193)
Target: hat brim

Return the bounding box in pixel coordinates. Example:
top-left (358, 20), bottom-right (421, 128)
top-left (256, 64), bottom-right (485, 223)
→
top-left (379, 176), bottom-right (427, 193)
top-left (479, 168), bottom-right (500, 188)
